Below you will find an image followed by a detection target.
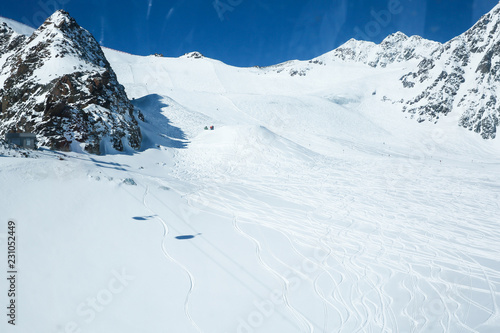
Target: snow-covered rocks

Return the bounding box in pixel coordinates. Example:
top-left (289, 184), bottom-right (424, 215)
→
top-left (0, 10), bottom-right (141, 154)
top-left (183, 51), bottom-right (204, 59)
top-left (327, 4), bottom-right (500, 139)
top-left (0, 22), bottom-right (26, 59)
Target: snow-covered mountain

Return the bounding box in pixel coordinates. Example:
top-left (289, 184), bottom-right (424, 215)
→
top-left (0, 11), bottom-right (141, 154)
top-left (1, 5), bottom-right (500, 152)
top-left (319, 4), bottom-right (500, 139)
top-left (1, 6), bottom-right (500, 333)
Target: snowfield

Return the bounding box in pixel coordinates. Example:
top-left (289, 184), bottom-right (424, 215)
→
top-left (1, 39), bottom-right (500, 333)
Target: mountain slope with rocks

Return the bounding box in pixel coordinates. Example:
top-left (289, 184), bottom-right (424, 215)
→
top-left (0, 10), bottom-right (141, 154)
top-left (2, 4), bottom-right (500, 147)
top-left (1, 6), bottom-right (500, 333)
top-left (316, 4), bottom-right (500, 139)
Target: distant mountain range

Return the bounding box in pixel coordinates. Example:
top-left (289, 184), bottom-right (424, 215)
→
top-left (326, 3), bottom-right (500, 139)
top-left (0, 5), bottom-right (499, 154)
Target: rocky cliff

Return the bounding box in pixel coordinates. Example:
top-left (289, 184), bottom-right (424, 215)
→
top-left (0, 10), bottom-right (141, 153)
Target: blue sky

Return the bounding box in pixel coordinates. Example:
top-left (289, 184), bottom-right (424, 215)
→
top-left (1, 0), bottom-right (499, 67)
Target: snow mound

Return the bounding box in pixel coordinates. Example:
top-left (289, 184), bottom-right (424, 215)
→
top-left (179, 125), bottom-right (317, 179)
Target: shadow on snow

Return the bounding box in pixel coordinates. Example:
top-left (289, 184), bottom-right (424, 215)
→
top-left (175, 234), bottom-right (201, 240)
top-left (132, 215), bottom-right (156, 221)
top-left (132, 94), bottom-right (188, 150)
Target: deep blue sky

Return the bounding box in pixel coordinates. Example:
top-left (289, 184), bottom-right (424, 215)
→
top-left (1, 0), bottom-right (498, 67)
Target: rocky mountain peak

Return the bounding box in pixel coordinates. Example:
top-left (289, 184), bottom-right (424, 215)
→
top-left (23, 10), bottom-right (109, 74)
top-left (0, 11), bottom-right (141, 154)
top-left (380, 31), bottom-right (409, 46)
top-left (0, 22), bottom-right (25, 58)
top-left (0, 21), bottom-right (15, 38)
top-left (393, 3), bottom-right (500, 138)
top-left (330, 30), bottom-right (441, 69)
top-left (42, 9), bottom-right (74, 28)
top-left (463, 3), bottom-right (500, 53)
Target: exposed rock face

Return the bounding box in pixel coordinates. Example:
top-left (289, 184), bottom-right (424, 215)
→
top-left (0, 10), bottom-right (141, 153)
top-left (327, 4), bottom-right (500, 139)
top-left (183, 51), bottom-right (204, 59)
top-left (0, 23), bottom-right (26, 59)
top-left (455, 6), bottom-right (500, 139)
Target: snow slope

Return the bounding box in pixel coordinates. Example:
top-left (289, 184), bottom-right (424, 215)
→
top-left (1, 15), bottom-right (500, 333)
top-left (0, 16), bottom-right (35, 36)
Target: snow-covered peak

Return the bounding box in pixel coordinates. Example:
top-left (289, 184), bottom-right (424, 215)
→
top-left (0, 11), bottom-right (141, 153)
top-left (0, 21), bottom-right (21, 51)
top-left (0, 21), bottom-right (15, 36)
top-left (182, 51), bottom-right (204, 59)
top-left (42, 9), bottom-right (74, 28)
top-left (335, 38), bottom-right (376, 55)
top-left (271, 4), bottom-right (499, 139)
top-left (393, 2), bottom-right (500, 139)
top-left (326, 31), bottom-right (440, 68)
top-left (461, 2), bottom-right (500, 53)
top-left (380, 31), bottom-right (409, 46)
top-left (23, 10), bottom-right (108, 74)
top-left (0, 21), bottom-right (26, 66)
top-left (339, 37), bottom-right (375, 48)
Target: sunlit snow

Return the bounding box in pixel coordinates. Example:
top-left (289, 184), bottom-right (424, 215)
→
top-left (1, 16), bottom-right (500, 333)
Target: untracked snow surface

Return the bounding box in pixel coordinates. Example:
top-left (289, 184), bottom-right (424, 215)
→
top-left (1, 42), bottom-right (500, 333)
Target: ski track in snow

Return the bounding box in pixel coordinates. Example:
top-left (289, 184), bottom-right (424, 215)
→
top-left (3, 36), bottom-right (500, 332)
top-left (171, 134), bottom-right (500, 332)
top-left (232, 217), bottom-right (315, 332)
top-left (79, 152), bottom-right (204, 332)
top-left (141, 185), bottom-right (202, 333)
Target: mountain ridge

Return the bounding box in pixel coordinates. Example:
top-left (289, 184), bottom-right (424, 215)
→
top-left (1, 5), bottom-right (500, 149)
top-left (321, 3), bottom-right (500, 138)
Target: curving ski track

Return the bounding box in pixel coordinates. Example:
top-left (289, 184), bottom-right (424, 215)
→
top-left (141, 185), bottom-right (202, 333)
top-left (171, 137), bottom-right (500, 332)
